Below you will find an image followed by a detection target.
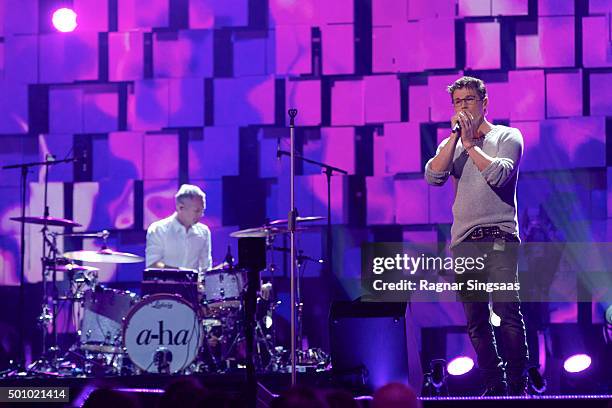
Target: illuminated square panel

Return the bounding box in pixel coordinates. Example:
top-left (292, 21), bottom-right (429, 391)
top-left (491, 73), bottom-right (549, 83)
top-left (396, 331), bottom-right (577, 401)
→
top-left (4, 35), bottom-right (38, 83)
top-left (509, 70), bottom-right (545, 121)
top-left (320, 127), bottom-right (356, 175)
top-left (421, 18), bottom-right (455, 70)
top-left (491, 0), bottom-right (528, 15)
top-left (408, 84), bottom-right (430, 122)
top-left (321, 24), bottom-right (354, 75)
top-left (320, 0), bottom-right (353, 24)
top-left (372, 0), bottom-right (408, 25)
top-left (153, 30), bottom-right (214, 78)
top-left (39, 32), bottom-right (98, 83)
top-left (49, 88), bottom-right (82, 134)
top-left (275, 25), bottom-right (312, 76)
top-left (214, 77), bottom-right (276, 125)
top-left (143, 133), bottom-right (179, 180)
top-left (394, 178), bottom-right (429, 224)
top-left (268, 0), bottom-right (320, 26)
top-left (109, 32), bottom-right (144, 81)
top-left (189, 127), bottom-right (239, 179)
top-left (0, 81), bottom-right (28, 134)
top-left (234, 32), bottom-right (269, 77)
top-left (74, 0), bottom-right (109, 32)
top-left (118, 0), bottom-right (168, 31)
top-left (465, 21), bottom-right (500, 70)
top-left (285, 79), bottom-right (321, 125)
top-left (428, 74), bottom-right (460, 123)
top-left (93, 132), bottom-right (144, 180)
top-left (516, 17), bottom-right (574, 68)
top-left (331, 80), bottom-right (364, 126)
top-left (129, 79), bottom-right (170, 131)
top-left (3, 0), bottom-right (37, 35)
top-left (189, 179), bottom-right (222, 228)
top-left (582, 16), bottom-right (612, 68)
top-left (486, 81), bottom-right (512, 121)
top-left (75, 179), bottom-right (135, 230)
top-left (589, 0), bottom-right (612, 13)
top-left (367, 176), bottom-right (395, 225)
top-left (143, 179), bottom-right (179, 229)
top-left (364, 75), bottom-right (400, 123)
top-left (408, 0), bottom-right (455, 18)
top-left (311, 174), bottom-right (346, 223)
top-left (189, 0), bottom-right (248, 29)
top-left (538, 0), bottom-right (574, 15)
top-left (372, 26), bottom-right (395, 73)
top-left (383, 123), bottom-right (421, 174)
top-left (589, 72), bottom-right (612, 116)
top-left (458, 0), bottom-right (491, 16)
top-left (83, 88), bottom-right (119, 133)
top-left (169, 78), bottom-right (205, 127)
top-left (546, 71), bottom-right (582, 118)
top-left (429, 182), bottom-right (454, 224)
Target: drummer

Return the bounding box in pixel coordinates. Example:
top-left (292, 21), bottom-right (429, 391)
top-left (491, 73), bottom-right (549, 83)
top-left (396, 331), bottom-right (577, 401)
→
top-left (145, 184), bottom-right (212, 271)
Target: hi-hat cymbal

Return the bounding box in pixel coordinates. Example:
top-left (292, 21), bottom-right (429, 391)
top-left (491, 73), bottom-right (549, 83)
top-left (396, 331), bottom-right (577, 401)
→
top-left (10, 216), bottom-right (81, 228)
top-left (63, 248), bottom-right (144, 264)
top-left (53, 263), bottom-right (100, 273)
top-left (267, 216), bottom-right (324, 226)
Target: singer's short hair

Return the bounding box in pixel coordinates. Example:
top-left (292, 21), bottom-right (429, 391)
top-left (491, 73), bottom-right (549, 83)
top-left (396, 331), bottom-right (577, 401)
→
top-left (447, 76), bottom-right (487, 101)
top-left (175, 184), bottom-right (206, 208)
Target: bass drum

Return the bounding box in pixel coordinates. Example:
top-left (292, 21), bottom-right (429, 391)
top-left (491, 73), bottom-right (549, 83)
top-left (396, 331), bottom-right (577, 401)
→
top-left (123, 294), bottom-right (202, 373)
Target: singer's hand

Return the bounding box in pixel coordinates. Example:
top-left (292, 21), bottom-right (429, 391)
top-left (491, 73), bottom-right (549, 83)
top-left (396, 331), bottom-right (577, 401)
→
top-left (457, 111), bottom-right (477, 150)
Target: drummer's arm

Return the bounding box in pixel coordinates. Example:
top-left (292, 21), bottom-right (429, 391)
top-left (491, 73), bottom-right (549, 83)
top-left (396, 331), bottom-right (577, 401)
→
top-left (146, 226), bottom-right (167, 269)
top-left (199, 226), bottom-right (212, 272)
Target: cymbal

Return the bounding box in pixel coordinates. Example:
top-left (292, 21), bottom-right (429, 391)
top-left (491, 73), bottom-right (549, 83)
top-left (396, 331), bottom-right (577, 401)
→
top-left (230, 226), bottom-right (284, 238)
top-left (267, 216), bottom-right (324, 226)
top-left (53, 263), bottom-right (99, 273)
top-left (63, 248), bottom-right (144, 264)
top-left (10, 216), bottom-right (81, 228)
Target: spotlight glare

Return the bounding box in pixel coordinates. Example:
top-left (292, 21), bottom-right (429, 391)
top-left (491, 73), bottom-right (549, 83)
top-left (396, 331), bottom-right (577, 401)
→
top-left (563, 354), bottom-right (591, 373)
top-left (447, 356), bottom-right (474, 376)
top-left (52, 8), bottom-right (78, 32)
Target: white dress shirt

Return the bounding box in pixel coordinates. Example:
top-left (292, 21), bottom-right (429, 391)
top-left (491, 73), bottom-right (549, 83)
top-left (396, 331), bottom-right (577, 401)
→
top-left (145, 213), bottom-right (212, 271)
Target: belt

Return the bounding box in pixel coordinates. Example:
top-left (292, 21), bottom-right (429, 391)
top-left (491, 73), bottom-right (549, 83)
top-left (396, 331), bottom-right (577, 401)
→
top-left (467, 226), bottom-right (516, 240)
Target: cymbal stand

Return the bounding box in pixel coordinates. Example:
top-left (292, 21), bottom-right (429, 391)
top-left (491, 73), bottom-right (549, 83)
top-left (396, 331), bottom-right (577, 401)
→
top-left (1, 155), bottom-right (76, 373)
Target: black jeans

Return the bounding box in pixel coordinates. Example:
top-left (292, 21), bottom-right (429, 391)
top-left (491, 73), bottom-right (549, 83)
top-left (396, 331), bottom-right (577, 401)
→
top-left (452, 234), bottom-right (529, 387)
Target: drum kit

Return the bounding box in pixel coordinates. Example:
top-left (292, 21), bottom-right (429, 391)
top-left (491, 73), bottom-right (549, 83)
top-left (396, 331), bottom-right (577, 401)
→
top-left (10, 213), bottom-right (329, 377)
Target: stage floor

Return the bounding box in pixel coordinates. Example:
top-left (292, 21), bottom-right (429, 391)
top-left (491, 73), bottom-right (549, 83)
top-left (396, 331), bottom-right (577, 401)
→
top-left (0, 372), bottom-right (610, 407)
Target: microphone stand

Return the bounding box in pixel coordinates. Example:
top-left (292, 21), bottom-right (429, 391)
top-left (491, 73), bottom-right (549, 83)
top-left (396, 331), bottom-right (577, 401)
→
top-left (276, 150), bottom-right (348, 290)
top-left (278, 112), bottom-right (347, 385)
top-left (2, 156), bottom-right (77, 373)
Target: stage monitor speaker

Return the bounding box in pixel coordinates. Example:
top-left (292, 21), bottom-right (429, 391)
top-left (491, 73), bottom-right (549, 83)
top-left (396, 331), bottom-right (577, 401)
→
top-left (329, 301), bottom-right (423, 393)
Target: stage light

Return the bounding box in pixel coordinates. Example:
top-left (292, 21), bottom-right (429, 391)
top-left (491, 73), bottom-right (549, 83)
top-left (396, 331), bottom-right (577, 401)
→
top-left (563, 354), bottom-right (592, 373)
top-left (52, 8), bottom-right (78, 32)
top-left (447, 356), bottom-right (474, 376)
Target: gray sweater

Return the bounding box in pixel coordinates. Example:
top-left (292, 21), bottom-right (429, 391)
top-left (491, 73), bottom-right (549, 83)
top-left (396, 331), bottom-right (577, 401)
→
top-left (424, 125), bottom-right (523, 247)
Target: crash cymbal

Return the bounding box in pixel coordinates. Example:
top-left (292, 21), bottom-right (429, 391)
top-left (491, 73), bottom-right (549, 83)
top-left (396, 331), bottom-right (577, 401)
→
top-left (230, 226), bottom-right (285, 238)
top-left (53, 263), bottom-right (99, 273)
top-left (10, 216), bottom-right (81, 228)
top-left (63, 248), bottom-right (144, 264)
top-left (267, 216), bottom-right (324, 226)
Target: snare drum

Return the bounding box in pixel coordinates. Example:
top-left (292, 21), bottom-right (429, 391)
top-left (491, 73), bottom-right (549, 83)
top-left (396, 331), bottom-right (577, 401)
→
top-left (123, 294), bottom-right (202, 373)
top-left (201, 268), bottom-right (246, 310)
top-left (80, 286), bottom-right (138, 353)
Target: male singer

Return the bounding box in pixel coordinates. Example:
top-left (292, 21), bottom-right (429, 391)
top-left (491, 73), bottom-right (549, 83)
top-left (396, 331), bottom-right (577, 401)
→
top-left (424, 76), bottom-right (528, 396)
top-left (146, 184), bottom-right (212, 271)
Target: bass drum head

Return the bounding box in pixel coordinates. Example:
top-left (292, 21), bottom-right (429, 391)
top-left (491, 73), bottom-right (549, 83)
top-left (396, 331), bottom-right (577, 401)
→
top-left (123, 294), bottom-right (202, 373)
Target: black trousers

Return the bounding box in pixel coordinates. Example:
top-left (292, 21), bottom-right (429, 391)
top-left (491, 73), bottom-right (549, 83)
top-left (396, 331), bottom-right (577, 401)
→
top-left (452, 234), bottom-right (529, 386)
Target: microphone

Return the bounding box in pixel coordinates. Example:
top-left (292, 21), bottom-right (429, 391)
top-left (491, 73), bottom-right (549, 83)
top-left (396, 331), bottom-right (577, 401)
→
top-left (276, 136), bottom-right (281, 160)
top-left (45, 153), bottom-right (56, 162)
top-left (452, 122), bottom-right (461, 133)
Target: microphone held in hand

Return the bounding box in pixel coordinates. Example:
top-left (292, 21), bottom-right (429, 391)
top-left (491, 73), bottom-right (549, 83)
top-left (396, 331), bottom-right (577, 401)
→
top-left (452, 122), bottom-right (461, 134)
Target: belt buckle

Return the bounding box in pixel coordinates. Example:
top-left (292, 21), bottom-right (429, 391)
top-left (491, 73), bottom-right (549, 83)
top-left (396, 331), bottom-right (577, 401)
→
top-left (471, 228), bottom-right (484, 240)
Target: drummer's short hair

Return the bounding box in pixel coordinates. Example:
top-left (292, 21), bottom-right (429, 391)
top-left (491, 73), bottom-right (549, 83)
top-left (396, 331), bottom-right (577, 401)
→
top-left (175, 184), bottom-right (206, 207)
